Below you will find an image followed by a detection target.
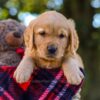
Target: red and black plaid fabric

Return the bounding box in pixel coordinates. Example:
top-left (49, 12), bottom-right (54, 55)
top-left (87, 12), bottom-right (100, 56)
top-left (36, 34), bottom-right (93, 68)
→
top-left (0, 66), bottom-right (84, 100)
top-left (0, 48), bottom-right (84, 100)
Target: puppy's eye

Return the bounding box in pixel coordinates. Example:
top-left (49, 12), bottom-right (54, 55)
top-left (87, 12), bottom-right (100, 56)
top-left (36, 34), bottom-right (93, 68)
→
top-left (39, 31), bottom-right (45, 36)
top-left (59, 33), bottom-right (65, 39)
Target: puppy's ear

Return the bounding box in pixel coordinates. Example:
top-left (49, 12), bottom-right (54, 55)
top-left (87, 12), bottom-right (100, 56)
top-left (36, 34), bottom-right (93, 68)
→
top-left (24, 20), bottom-right (36, 56)
top-left (67, 19), bottom-right (79, 55)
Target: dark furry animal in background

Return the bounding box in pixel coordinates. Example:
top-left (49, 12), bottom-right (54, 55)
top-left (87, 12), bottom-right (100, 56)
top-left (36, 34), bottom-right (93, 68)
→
top-left (0, 19), bottom-right (25, 66)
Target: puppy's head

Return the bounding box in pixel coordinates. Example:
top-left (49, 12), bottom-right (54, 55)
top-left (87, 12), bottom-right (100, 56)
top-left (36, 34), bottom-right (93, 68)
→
top-left (24, 11), bottom-right (79, 66)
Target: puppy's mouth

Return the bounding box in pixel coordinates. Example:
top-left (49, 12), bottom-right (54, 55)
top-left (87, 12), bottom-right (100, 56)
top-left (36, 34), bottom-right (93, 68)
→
top-left (40, 54), bottom-right (57, 61)
top-left (40, 58), bottom-right (55, 62)
top-left (39, 52), bottom-right (64, 61)
top-left (43, 56), bottom-right (56, 61)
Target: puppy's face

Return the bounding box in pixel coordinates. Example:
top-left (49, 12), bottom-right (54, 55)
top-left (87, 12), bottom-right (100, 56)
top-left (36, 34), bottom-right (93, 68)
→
top-left (24, 11), bottom-right (79, 67)
top-left (34, 23), bottom-right (68, 61)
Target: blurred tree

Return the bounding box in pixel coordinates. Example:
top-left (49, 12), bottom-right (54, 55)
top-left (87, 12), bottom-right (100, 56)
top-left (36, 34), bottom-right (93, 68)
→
top-left (0, 0), bottom-right (48, 20)
top-left (0, 0), bottom-right (100, 99)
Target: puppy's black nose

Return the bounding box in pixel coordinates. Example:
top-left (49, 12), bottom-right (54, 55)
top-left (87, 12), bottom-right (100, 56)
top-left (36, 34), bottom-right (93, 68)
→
top-left (47, 45), bottom-right (57, 55)
top-left (13, 32), bottom-right (21, 38)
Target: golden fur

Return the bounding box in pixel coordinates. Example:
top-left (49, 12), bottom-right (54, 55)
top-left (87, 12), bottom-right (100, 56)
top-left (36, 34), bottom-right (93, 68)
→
top-left (14, 11), bottom-right (84, 85)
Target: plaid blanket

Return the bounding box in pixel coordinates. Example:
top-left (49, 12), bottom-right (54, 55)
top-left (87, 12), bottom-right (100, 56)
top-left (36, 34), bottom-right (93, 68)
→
top-left (0, 66), bottom-right (84, 100)
top-left (0, 48), bottom-right (84, 100)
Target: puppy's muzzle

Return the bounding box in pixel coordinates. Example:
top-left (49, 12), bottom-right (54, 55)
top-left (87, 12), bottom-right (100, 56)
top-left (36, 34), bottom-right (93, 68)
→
top-left (47, 44), bottom-right (57, 56)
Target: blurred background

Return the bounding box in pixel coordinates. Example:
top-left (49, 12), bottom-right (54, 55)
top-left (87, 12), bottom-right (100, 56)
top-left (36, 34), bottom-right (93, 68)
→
top-left (0, 0), bottom-right (100, 99)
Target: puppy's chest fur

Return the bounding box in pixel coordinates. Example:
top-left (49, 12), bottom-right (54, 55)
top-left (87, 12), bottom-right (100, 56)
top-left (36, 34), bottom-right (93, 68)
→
top-left (0, 51), bottom-right (21, 66)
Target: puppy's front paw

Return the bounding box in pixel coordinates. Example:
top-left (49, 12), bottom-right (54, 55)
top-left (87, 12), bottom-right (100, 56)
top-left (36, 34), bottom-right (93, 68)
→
top-left (13, 55), bottom-right (34, 83)
top-left (62, 65), bottom-right (84, 85)
top-left (14, 67), bottom-right (32, 83)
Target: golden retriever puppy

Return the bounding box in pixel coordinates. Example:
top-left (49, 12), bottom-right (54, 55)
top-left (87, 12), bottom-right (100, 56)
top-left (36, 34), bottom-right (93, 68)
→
top-left (14, 11), bottom-right (84, 85)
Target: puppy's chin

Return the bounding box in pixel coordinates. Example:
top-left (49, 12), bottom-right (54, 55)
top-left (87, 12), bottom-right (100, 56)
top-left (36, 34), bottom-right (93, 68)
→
top-left (43, 56), bottom-right (57, 61)
top-left (36, 53), bottom-right (56, 61)
top-left (39, 55), bottom-right (63, 62)
top-left (34, 56), bottom-right (62, 69)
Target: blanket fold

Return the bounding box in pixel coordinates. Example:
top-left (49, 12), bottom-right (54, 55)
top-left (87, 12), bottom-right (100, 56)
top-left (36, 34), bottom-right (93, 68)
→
top-left (0, 66), bottom-right (84, 100)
